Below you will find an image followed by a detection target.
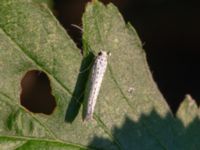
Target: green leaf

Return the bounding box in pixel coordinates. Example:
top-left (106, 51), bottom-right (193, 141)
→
top-left (82, 1), bottom-right (200, 150)
top-left (83, 0), bottom-right (171, 118)
top-left (0, 0), bottom-right (104, 149)
top-left (83, 1), bottom-right (174, 149)
top-left (1, 0), bottom-right (200, 149)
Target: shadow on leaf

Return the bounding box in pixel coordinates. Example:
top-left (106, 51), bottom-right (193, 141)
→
top-left (87, 109), bottom-right (200, 150)
top-left (65, 52), bottom-right (95, 123)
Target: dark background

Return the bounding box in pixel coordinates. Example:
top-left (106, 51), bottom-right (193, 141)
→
top-left (53, 0), bottom-right (200, 113)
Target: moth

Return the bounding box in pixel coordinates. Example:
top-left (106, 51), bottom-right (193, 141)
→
top-left (83, 51), bottom-right (110, 121)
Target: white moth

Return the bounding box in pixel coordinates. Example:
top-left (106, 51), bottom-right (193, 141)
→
top-left (83, 51), bottom-right (110, 121)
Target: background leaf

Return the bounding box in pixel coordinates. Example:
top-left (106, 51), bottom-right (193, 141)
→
top-left (0, 0), bottom-right (200, 149)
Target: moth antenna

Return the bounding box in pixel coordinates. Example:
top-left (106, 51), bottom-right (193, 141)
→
top-left (71, 24), bottom-right (83, 32)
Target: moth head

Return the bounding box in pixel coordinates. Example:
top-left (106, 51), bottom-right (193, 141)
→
top-left (98, 51), bottom-right (111, 56)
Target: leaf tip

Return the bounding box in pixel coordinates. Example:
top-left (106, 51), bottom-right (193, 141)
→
top-left (183, 94), bottom-right (197, 107)
top-left (176, 94), bottom-right (198, 127)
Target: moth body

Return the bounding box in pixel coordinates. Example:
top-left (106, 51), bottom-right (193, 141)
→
top-left (83, 51), bottom-right (110, 121)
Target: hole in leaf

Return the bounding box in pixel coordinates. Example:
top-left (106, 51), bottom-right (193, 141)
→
top-left (20, 70), bottom-right (56, 115)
